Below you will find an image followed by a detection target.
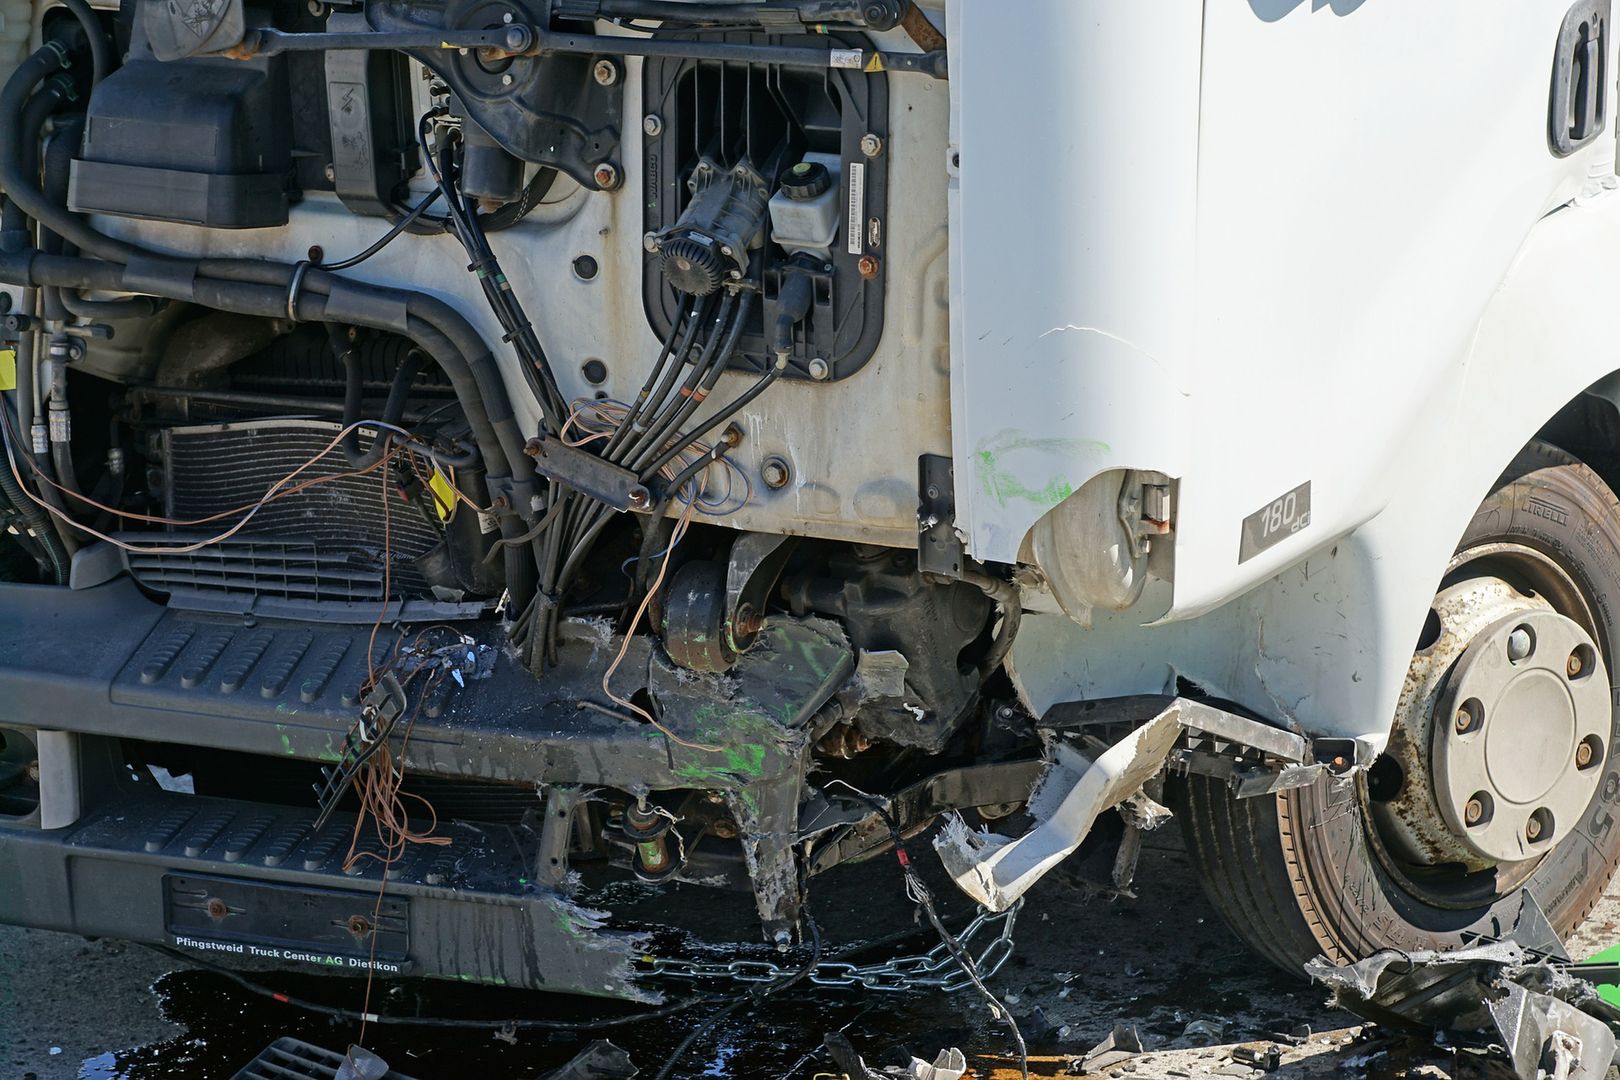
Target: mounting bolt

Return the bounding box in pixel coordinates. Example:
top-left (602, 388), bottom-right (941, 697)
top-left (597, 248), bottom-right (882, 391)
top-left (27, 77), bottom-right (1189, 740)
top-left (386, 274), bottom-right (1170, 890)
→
top-left (1454, 705), bottom-right (1475, 735)
top-left (720, 423), bottom-right (743, 448)
top-left (1507, 626), bottom-right (1533, 661)
top-left (323, 163), bottom-right (336, 182)
top-left (806, 357), bottom-right (830, 381)
top-left (859, 132), bottom-right (883, 158)
top-left (25, 759), bottom-right (39, 783)
top-left (1569, 649), bottom-right (1585, 677)
top-left (501, 73), bottom-right (514, 86)
top-left (1577, 740), bottom-right (1595, 768)
top-left (761, 457), bottom-right (790, 490)
top-left (626, 487), bottom-right (651, 510)
top-left (593, 59), bottom-right (620, 86)
top-left (1526, 814), bottom-right (1544, 842)
top-left (205, 897), bottom-right (228, 919)
top-left (1464, 798), bottom-right (1484, 826)
top-left (857, 254), bottom-right (880, 279)
top-left (643, 231), bottom-right (661, 253)
top-left (593, 163), bottom-right (620, 190)
top-left (643, 113), bottom-right (663, 137)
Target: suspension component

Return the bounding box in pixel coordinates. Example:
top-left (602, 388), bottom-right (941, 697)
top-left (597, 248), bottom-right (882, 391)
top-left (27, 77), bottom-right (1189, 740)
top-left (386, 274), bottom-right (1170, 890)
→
top-left (624, 800), bottom-right (681, 883)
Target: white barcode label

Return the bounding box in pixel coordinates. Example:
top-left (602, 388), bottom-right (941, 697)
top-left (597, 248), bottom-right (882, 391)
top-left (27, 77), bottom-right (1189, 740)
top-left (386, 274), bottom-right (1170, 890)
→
top-left (847, 162), bottom-right (866, 255)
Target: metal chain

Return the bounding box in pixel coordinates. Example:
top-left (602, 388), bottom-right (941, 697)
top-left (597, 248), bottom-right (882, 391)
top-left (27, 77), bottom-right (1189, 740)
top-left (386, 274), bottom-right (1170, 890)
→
top-left (638, 901), bottom-right (1021, 993)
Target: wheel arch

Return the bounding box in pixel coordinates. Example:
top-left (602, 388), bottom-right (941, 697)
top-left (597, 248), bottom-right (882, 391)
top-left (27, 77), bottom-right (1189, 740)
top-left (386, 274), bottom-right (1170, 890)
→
top-left (1012, 194), bottom-right (1620, 754)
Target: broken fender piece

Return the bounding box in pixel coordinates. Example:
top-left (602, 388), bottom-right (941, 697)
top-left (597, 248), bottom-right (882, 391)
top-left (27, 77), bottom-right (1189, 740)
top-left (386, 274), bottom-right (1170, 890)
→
top-left (932, 711), bottom-right (1181, 911)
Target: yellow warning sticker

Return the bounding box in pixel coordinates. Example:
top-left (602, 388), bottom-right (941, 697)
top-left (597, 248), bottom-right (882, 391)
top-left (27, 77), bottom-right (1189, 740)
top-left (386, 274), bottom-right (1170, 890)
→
top-left (0, 349), bottom-right (14, 393)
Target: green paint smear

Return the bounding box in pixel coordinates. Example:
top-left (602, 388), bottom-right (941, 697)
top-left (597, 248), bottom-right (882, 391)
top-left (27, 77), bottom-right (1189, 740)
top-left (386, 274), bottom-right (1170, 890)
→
top-left (973, 431), bottom-right (1109, 509)
top-left (1584, 943), bottom-right (1620, 1006)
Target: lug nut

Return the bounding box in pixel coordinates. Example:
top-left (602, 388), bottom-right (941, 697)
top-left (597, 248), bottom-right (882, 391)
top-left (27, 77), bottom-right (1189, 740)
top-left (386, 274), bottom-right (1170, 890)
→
top-left (1454, 706), bottom-right (1473, 734)
top-left (1569, 650), bottom-right (1585, 677)
top-left (1577, 740), bottom-right (1596, 768)
top-left (1464, 798), bottom-right (1484, 825)
top-left (1507, 626), bottom-right (1533, 661)
top-left (1526, 815), bottom-right (1544, 841)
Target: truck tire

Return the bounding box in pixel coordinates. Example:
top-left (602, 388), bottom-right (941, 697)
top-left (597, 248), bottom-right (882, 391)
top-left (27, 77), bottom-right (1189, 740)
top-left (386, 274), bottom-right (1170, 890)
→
top-left (1181, 441), bottom-right (1620, 973)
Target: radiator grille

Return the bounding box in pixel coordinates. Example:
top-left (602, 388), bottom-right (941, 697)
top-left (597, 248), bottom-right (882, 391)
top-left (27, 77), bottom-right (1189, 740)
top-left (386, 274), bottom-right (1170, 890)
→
top-left (125, 420), bottom-right (441, 605)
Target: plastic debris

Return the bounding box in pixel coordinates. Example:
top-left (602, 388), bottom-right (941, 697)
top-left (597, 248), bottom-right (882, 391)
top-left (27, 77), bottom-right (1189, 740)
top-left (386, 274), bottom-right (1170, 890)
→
top-left (883, 1047), bottom-right (968, 1080)
top-left (1074, 1023), bottom-right (1144, 1074)
top-left (333, 1046), bottom-right (391, 1080)
top-left (1229, 1045), bottom-right (1281, 1072)
top-left (543, 1040), bottom-right (637, 1080)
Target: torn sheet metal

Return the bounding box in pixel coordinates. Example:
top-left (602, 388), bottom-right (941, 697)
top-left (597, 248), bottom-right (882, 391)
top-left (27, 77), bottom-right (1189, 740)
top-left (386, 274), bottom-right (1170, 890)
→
top-left (1306, 896), bottom-right (1620, 1080)
top-left (932, 711), bottom-right (1181, 911)
top-left (1489, 982), bottom-right (1615, 1080)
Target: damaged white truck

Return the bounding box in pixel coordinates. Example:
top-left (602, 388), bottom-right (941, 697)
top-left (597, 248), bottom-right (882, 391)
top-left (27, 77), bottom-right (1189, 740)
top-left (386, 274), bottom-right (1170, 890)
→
top-left (1, 0), bottom-right (1618, 1006)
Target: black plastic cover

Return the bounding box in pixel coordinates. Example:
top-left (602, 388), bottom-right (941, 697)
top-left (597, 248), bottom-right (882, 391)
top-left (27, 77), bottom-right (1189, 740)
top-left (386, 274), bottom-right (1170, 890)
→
top-left (69, 27), bottom-right (292, 229)
top-left (325, 14), bottom-right (416, 217)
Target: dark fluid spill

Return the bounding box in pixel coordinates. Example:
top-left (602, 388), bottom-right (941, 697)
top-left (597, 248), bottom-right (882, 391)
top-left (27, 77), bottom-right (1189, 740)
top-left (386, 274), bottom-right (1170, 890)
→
top-left (73, 966), bottom-right (997, 1079)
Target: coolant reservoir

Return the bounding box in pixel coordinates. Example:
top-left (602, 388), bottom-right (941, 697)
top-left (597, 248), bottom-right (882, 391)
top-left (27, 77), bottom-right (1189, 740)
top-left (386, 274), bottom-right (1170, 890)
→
top-left (0, 0), bottom-right (31, 98)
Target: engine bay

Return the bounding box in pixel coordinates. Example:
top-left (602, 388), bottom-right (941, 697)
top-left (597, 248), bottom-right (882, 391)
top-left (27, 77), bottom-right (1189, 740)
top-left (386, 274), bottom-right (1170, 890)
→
top-left (0, 0), bottom-right (1050, 972)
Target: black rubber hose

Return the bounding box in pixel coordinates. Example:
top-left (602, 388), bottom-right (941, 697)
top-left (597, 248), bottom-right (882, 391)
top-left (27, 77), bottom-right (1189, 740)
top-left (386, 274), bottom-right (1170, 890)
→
top-left (0, 46), bottom-right (139, 264)
top-left (2, 71), bottom-right (72, 242)
top-left (0, 399), bottom-right (69, 582)
top-left (57, 0), bottom-right (111, 85)
top-left (336, 334), bottom-right (429, 467)
top-left (961, 567), bottom-right (1022, 678)
top-left (630, 292), bottom-right (752, 476)
top-left (40, 115), bottom-right (85, 323)
top-left (637, 296), bottom-right (764, 481)
top-left (622, 292), bottom-right (734, 469)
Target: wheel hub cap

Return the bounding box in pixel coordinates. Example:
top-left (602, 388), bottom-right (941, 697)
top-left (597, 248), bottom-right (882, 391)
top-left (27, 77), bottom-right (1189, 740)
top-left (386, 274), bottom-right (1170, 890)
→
top-left (1433, 606), bottom-right (1608, 862)
top-left (1374, 575), bottom-right (1609, 869)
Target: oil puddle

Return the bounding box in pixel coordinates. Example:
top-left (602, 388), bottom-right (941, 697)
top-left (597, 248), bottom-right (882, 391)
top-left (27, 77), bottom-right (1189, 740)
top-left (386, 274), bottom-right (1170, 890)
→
top-left (73, 965), bottom-right (991, 1078)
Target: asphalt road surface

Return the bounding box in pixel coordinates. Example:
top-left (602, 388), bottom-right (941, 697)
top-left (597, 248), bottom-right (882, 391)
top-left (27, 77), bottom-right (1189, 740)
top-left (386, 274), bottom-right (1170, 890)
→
top-left (2, 827), bottom-right (1616, 1079)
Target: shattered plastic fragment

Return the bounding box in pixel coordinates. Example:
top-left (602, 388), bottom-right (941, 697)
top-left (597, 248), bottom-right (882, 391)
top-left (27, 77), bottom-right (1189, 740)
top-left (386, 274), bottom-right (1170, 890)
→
top-left (883, 1048), bottom-right (968, 1080)
top-left (932, 711), bottom-right (1181, 910)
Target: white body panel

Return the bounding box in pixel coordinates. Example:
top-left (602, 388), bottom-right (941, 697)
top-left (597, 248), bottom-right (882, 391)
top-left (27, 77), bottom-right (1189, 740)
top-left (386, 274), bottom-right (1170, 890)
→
top-left (991, 2), bottom-right (1620, 745)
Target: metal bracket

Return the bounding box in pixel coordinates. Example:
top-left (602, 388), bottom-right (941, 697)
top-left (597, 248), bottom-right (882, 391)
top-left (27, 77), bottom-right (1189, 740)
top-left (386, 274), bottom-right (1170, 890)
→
top-left (917, 453), bottom-right (964, 577)
top-left (524, 436), bottom-right (650, 513)
top-left (723, 533), bottom-right (800, 653)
